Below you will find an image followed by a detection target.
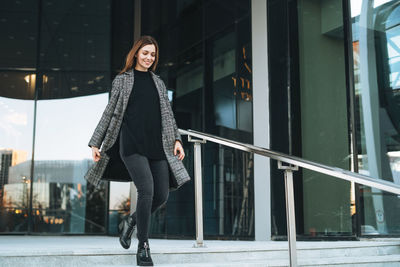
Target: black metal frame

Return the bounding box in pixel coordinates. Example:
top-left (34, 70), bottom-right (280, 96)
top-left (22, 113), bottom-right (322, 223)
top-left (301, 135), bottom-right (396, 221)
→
top-left (341, 0), bottom-right (361, 238)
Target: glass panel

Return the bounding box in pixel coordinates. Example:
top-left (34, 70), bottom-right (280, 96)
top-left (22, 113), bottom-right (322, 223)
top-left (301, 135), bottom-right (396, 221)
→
top-left (142, 0), bottom-right (253, 239)
top-left (203, 17), bottom-right (254, 238)
top-left (39, 0), bottom-right (111, 70)
top-left (108, 181), bottom-right (130, 235)
top-left (33, 82), bottom-right (109, 233)
top-left (142, 0), bottom-right (204, 238)
top-left (30, 0), bottom-right (112, 233)
top-left (351, 0), bottom-right (400, 235)
top-left (0, 1), bottom-right (38, 68)
top-left (1, 0), bottom-right (136, 235)
top-left (297, 0), bottom-right (352, 237)
top-left (203, 145), bottom-right (254, 237)
top-left (0, 71), bottom-right (35, 233)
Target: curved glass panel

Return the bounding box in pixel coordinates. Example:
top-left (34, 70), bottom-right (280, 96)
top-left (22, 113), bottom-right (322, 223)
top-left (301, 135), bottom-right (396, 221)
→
top-left (28, 0), bottom-right (112, 234)
top-left (0, 0), bottom-right (115, 234)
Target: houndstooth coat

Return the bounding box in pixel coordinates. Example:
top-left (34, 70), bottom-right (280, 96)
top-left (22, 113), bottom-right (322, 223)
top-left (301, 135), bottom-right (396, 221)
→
top-left (84, 69), bottom-right (191, 191)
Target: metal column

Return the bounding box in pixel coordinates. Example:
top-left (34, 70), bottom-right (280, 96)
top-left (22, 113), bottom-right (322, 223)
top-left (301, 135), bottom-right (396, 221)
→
top-left (188, 135), bottom-right (206, 248)
top-left (278, 161), bottom-right (298, 267)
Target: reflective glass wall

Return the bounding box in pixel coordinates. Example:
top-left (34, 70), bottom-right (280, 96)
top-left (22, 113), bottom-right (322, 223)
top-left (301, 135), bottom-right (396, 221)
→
top-left (142, 0), bottom-right (254, 239)
top-left (351, 0), bottom-right (400, 235)
top-left (297, 0), bottom-right (352, 238)
top-left (0, 0), bottom-right (134, 234)
top-left (269, 0), bottom-right (400, 239)
top-left (269, 0), bottom-right (353, 239)
top-left (0, 0), bottom-right (253, 239)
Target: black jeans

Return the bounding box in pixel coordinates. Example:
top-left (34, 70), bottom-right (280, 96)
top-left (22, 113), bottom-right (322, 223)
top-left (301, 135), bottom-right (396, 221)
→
top-left (119, 132), bottom-right (169, 243)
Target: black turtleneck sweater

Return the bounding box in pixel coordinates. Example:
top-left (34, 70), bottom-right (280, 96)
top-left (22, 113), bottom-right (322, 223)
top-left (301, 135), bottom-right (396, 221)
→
top-left (120, 69), bottom-right (165, 160)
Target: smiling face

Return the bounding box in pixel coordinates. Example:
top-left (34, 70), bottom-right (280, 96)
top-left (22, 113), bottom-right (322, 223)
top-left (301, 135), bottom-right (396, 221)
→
top-left (135, 44), bottom-right (156, 71)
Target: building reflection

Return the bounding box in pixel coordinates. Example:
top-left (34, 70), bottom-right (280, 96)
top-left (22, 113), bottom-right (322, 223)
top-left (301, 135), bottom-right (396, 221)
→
top-left (0, 152), bottom-right (103, 233)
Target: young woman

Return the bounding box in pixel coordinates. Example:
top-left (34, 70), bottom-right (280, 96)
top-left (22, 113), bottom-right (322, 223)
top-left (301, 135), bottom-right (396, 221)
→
top-left (85, 35), bottom-right (191, 266)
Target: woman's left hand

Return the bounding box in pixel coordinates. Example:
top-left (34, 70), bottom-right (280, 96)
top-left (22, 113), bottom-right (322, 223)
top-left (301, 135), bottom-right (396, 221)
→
top-left (174, 140), bottom-right (185, 160)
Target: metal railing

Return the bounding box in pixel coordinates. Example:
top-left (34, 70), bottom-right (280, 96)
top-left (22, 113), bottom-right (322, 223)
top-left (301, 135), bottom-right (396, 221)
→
top-left (180, 129), bottom-right (400, 267)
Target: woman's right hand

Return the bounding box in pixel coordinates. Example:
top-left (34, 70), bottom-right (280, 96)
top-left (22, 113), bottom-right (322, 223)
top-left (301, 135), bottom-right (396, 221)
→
top-left (91, 146), bottom-right (101, 162)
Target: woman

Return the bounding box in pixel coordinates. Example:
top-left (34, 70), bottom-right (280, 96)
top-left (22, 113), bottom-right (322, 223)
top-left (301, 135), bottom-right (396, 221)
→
top-left (84, 35), bottom-right (191, 266)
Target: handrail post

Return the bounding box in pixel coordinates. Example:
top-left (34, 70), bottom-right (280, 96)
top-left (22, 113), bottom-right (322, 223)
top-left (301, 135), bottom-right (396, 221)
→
top-left (278, 161), bottom-right (299, 267)
top-left (188, 135), bottom-right (207, 247)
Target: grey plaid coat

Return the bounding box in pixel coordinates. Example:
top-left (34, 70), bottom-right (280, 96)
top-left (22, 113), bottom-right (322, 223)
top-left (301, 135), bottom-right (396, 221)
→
top-left (84, 69), bottom-right (191, 191)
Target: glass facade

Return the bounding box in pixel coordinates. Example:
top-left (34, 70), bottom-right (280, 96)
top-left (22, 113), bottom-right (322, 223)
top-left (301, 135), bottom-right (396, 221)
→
top-left (0, 0), bottom-right (254, 239)
top-left (268, 0), bottom-right (400, 239)
top-left (0, 0), bottom-right (134, 234)
top-left (1, 0), bottom-right (398, 241)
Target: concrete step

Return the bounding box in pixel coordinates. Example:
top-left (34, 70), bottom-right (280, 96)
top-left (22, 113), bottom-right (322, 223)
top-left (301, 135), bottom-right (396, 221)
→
top-left (0, 236), bottom-right (400, 267)
top-left (99, 255), bottom-right (400, 266)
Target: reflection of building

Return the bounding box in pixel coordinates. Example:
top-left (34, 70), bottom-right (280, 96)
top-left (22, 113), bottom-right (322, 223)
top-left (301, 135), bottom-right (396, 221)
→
top-left (0, 149), bottom-right (27, 201)
top-left (0, 150), bottom-right (12, 189)
top-left (3, 159), bottom-right (90, 233)
top-left (9, 159), bottom-right (91, 184)
top-left (5, 159), bottom-right (91, 208)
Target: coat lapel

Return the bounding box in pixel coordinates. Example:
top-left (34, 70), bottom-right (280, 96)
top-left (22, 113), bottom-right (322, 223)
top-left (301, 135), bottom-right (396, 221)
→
top-left (123, 69), bottom-right (134, 111)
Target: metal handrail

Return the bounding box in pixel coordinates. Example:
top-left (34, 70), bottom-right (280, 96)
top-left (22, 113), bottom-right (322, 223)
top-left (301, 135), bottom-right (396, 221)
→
top-left (180, 129), bottom-right (400, 195)
top-left (179, 128), bottom-right (400, 266)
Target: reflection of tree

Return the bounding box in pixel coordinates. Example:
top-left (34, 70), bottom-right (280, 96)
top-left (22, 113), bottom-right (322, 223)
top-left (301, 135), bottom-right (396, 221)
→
top-left (0, 182), bottom-right (38, 232)
top-left (1, 181), bottom-right (111, 233)
top-left (116, 196), bottom-right (130, 216)
top-left (0, 188), bottom-right (4, 208)
top-left (0, 187), bottom-right (3, 208)
top-left (0, 182), bottom-right (40, 210)
top-left (85, 183), bottom-right (107, 233)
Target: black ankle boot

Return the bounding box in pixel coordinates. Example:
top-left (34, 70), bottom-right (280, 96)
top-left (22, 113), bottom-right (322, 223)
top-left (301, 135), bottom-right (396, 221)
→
top-left (136, 241), bottom-right (153, 266)
top-left (118, 214), bottom-right (136, 249)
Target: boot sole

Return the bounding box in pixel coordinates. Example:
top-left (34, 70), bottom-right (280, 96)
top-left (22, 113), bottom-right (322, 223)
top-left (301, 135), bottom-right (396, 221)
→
top-left (137, 263), bottom-right (153, 266)
top-left (136, 257), bottom-right (154, 266)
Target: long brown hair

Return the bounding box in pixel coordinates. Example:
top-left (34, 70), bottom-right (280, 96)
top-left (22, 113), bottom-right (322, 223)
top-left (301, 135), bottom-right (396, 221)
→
top-left (119, 35), bottom-right (159, 74)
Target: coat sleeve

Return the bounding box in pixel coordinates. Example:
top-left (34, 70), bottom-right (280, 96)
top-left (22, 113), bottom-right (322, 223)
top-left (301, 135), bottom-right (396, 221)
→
top-left (88, 75), bottom-right (122, 149)
top-left (160, 79), bottom-right (182, 145)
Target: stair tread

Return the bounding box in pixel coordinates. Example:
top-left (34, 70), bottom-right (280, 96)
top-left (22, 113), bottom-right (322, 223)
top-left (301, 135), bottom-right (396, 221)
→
top-left (96, 254), bottom-right (400, 267)
top-left (1, 238), bottom-right (400, 256)
top-left (2, 237), bottom-right (400, 267)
